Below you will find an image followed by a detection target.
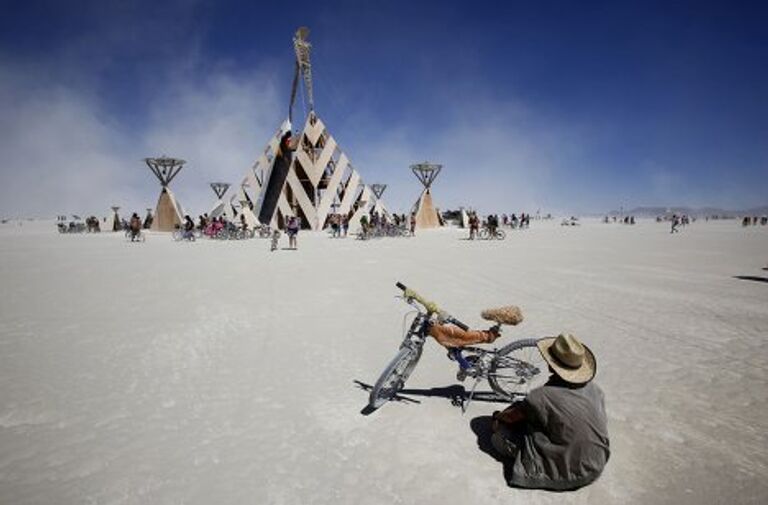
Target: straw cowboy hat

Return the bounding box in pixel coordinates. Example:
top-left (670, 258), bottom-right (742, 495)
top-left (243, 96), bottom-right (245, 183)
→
top-left (537, 333), bottom-right (596, 384)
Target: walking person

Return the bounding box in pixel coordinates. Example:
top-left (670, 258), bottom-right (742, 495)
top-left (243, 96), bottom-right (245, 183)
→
top-left (341, 213), bottom-right (349, 238)
top-left (286, 215), bottom-right (300, 249)
top-left (671, 214), bottom-right (680, 233)
top-left (129, 213), bottom-right (142, 241)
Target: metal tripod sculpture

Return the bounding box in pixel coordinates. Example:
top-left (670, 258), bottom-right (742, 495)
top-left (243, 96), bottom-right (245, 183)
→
top-left (411, 162), bottom-right (443, 229)
top-left (145, 156), bottom-right (186, 232)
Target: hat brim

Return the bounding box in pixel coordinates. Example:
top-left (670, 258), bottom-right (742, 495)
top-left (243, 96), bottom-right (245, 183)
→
top-left (537, 337), bottom-right (596, 384)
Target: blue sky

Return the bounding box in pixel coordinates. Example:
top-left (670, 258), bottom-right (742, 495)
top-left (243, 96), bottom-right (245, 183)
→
top-left (0, 0), bottom-right (766, 216)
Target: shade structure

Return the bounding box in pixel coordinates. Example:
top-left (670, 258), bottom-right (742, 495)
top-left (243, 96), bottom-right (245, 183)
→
top-left (102, 207), bottom-right (121, 232)
top-left (151, 187), bottom-right (184, 232)
top-left (413, 189), bottom-right (442, 229)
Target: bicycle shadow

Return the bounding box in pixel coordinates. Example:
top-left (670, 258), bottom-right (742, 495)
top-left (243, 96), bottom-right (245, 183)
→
top-left (354, 380), bottom-right (508, 416)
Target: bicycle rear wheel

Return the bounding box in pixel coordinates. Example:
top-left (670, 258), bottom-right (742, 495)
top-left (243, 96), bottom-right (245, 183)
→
top-left (368, 346), bottom-right (423, 409)
top-left (495, 230), bottom-right (506, 240)
top-left (488, 338), bottom-right (548, 400)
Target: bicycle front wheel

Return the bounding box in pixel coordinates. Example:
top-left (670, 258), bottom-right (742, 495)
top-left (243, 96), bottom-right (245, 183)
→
top-left (368, 346), bottom-right (423, 409)
top-left (488, 339), bottom-right (548, 400)
top-left (495, 230), bottom-right (506, 240)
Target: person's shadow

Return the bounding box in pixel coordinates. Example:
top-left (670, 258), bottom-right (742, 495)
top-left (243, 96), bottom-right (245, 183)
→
top-left (469, 415), bottom-right (514, 482)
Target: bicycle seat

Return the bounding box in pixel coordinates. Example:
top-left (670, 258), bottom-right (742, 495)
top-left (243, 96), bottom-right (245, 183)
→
top-left (481, 305), bottom-right (523, 326)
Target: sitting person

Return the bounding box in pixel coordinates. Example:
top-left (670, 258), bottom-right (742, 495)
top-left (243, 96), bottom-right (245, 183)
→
top-left (491, 333), bottom-right (609, 490)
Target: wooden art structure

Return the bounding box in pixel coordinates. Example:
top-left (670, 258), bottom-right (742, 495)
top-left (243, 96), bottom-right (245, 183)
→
top-left (103, 206), bottom-right (121, 232)
top-left (209, 182), bottom-right (233, 220)
top-left (238, 27), bottom-right (385, 231)
top-left (370, 184), bottom-right (390, 218)
top-left (411, 162), bottom-right (444, 229)
top-left (232, 181), bottom-right (259, 228)
top-left (145, 156), bottom-right (186, 232)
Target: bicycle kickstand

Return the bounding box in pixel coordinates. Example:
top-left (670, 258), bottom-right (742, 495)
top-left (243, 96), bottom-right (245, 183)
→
top-left (462, 377), bottom-right (482, 414)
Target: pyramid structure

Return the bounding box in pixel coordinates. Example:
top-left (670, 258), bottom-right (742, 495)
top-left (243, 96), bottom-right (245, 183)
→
top-left (230, 186), bottom-right (259, 228)
top-left (241, 113), bottom-right (382, 231)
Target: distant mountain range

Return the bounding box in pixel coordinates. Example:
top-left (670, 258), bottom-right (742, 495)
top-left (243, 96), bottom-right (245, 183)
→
top-left (607, 205), bottom-right (768, 217)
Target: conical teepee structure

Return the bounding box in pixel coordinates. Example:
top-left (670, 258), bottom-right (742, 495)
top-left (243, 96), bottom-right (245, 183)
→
top-left (411, 162), bottom-right (443, 229)
top-left (145, 156), bottom-right (186, 232)
top-left (103, 206), bottom-right (121, 232)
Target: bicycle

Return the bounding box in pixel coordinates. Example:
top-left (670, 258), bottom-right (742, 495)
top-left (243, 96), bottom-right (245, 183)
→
top-left (172, 228), bottom-right (197, 241)
top-left (368, 282), bottom-right (547, 412)
top-left (125, 229), bottom-right (146, 242)
top-left (478, 227), bottom-right (506, 240)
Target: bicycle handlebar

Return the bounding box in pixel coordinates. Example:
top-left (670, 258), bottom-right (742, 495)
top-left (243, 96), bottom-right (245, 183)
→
top-left (395, 282), bottom-right (470, 331)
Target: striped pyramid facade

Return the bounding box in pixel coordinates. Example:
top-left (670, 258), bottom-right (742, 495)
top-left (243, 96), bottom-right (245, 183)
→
top-left (241, 113), bottom-right (383, 231)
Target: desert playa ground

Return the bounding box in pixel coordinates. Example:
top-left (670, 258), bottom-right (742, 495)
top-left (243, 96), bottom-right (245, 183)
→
top-left (0, 219), bottom-right (766, 504)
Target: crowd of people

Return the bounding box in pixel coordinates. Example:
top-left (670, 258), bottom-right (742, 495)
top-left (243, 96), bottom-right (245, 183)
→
top-left (466, 212), bottom-right (531, 240)
top-left (358, 211), bottom-right (415, 239)
top-left (604, 215), bottom-right (637, 224)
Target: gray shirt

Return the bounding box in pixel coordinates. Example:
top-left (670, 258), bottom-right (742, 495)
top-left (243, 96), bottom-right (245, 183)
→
top-left (510, 379), bottom-right (610, 490)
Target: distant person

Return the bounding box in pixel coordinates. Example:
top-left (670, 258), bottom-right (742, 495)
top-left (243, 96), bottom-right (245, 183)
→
top-left (469, 212), bottom-right (479, 240)
top-left (671, 215), bottom-right (680, 234)
top-left (490, 333), bottom-right (610, 490)
top-left (129, 213), bottom-right (141, 241)
top-left (410, 213), bottom-right (416, 235)
top-left (286, 216), bottom-right (299, 249)
top-left (330, 213), bottom-right (340, 238)
top-left (183, 215), bottom-right (195, 240)
top-left (341, 213), bottom-right (349, 237)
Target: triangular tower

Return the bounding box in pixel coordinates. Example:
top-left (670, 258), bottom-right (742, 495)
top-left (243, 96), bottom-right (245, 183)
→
top-left (411, 162), bottom-right (443, 229)
top-left (240, 28), bottom-right (385, 232)
top-left (145, 156), bottom-right (186, 232)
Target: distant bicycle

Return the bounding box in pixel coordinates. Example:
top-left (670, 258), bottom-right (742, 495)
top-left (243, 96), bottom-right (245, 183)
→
top-left (172, 227), bottom-right (196, 241)
top-left (479, 227), bottom-right (506, 240)
top-left (125, 229), bottom-right (146, 242)
top-left (368, 283), bottom-right (547, 412)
